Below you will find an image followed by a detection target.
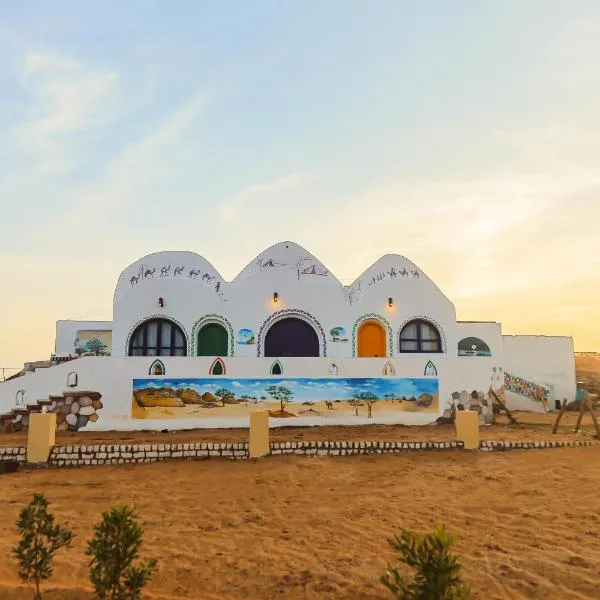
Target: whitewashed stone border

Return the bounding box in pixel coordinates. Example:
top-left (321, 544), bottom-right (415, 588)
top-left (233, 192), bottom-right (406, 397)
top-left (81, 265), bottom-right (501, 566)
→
top-left (48, 442), bottom-right (249, 467)
top-left (0, 439), bottom-right (595, 468)
top-left (270, 440), bottom-right (464, 455)
top-left (479, 440), bottom-right (596, 451)
top-left (0, 447), bottom-right (27, 462)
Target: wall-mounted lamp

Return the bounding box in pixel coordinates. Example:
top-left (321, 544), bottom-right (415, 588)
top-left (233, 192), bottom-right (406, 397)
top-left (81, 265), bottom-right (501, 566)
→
top-left (273, 292), bottom-right (279, 303)
top-left (388, 297), bottom-right (393, 308)
top-left (158, 297), bottom-right (164, 307)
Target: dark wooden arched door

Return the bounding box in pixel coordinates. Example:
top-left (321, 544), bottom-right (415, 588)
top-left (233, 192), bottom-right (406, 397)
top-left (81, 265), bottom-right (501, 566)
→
top-left (264, 318), bottom-right (319, 357)
top-left (197, 323), bottom-right (228, 356)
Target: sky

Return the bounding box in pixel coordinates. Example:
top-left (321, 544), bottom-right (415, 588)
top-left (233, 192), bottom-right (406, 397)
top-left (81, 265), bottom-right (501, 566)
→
top-left (133, 378), bottom-right (439, 403)
top-left (1, 1), bottom-right (599, 368)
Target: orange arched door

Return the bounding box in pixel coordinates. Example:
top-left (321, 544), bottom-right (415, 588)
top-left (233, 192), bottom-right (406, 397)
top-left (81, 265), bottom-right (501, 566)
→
top-left (357, 321), bottom-right (387, 357)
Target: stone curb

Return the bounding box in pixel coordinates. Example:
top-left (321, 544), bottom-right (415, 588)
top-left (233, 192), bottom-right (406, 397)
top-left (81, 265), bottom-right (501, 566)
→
top-left (0, 438), bottom-right (595, 468)
top-left (478, 440), bottom-right (596, 451)
top-left (46, 442), bottom-right (250, 467)
top-left (0, 447), bottom-right (27, 462)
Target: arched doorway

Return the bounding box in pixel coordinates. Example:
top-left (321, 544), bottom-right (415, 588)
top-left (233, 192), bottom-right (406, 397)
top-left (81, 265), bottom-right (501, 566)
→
top-left (264, 317), bottom-right (319, 357)
top-left (197, 323), bottom-right (228, 356)
top-left (357, 320), bottom-right (387, 357)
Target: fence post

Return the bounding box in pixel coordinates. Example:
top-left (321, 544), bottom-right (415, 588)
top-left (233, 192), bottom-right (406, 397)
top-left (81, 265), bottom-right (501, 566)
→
top-left (27, 413), bottom-right (56, 463)
top-left (455, 410), bottom-right (480, 450)
top-left (249, 411), bottom-right (270, 458)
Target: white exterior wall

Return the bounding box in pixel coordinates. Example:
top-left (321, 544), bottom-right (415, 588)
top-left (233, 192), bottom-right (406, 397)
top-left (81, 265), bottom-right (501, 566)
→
top-left (0, 356), bottom-right (455, 429)
top-left (55, 320), bottom-right (112, 356)
top-left (453, 321), bottom-right (504, 393)
top-left (112, 243), bottom-right (457, 360)
top-left (1, 242), bottom-right (578, 431)
top-left (502, 335), bottom-right (576, 411)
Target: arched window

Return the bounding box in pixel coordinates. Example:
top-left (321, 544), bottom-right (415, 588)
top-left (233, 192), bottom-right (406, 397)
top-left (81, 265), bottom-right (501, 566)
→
top-left (148, 359), bottom-right (165, 376)
top-left (67, 372), bottom-right (78, 387)
top-left (210, 358), bottom-right (225, 375)
top-left (382, 361), bottom-right (395, 376)
top-left (15, 390), bottom-right (26, 405)
top-left (399, 320), bottom-right (441, 353)
top-left (424, 360), bottom-right (438, 376)
top-left (128, 318), bottom-right (187, 356)
top-left (329, 363), bottom-right (339, 376)
top-left (270, 360), bottom-right (283, 375)
top-left (458, 337), bottom-right (491, 357)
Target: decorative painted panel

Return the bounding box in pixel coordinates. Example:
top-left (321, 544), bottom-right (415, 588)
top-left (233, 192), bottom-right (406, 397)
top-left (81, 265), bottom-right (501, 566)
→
top-left (131, 377), bottom-right (439, 420)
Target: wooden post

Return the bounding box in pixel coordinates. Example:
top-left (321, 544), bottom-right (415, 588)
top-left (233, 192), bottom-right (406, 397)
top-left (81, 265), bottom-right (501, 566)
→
top-left (585, 398), bottom-right (600, 438)
top-left (552, 399), bottom-right (568, 434)
top-left (490, 388), bottom-right (517, 424)
top-left (574, 394), bottom-right (587, 433)
top-left (27, 413), bottom-right (56, 463)
top-left (249, 411), bottom-right (270, 458)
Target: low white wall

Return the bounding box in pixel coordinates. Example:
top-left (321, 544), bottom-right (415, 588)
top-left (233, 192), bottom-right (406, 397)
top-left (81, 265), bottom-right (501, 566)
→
top-left (0, 354), bottom-right (495, 430)
top-left (502, 335), bottom-right (576, 411)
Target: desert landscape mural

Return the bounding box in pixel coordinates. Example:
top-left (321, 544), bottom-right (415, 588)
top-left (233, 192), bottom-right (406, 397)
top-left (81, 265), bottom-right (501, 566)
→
top-left (131, 377), bottom-right (439, 420)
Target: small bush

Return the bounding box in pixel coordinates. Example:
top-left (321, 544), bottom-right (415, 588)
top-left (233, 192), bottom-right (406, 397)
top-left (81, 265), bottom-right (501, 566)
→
top-left (13, 493), bottom-right (74, 600)
top-left (86, 505), bottom-right (157, 600)
top-left (381, 524), bottom-right (469, 600)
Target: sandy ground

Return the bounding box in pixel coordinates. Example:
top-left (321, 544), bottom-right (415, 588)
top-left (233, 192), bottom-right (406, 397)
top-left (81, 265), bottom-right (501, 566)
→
top-left (1, 446), bottom-right (600, 599)
top-left (1, 410), bottom-right (598, 448)
top-left (575, 352), bottom-right (600, 377)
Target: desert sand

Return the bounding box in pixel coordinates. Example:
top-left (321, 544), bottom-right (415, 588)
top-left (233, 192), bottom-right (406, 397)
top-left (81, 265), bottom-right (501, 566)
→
top-left (0, 354), bottom-right (598, 598)
top-left (1, 446), bottom-right (600, 599)
top-left (0, 409), bottom-right (598, 448)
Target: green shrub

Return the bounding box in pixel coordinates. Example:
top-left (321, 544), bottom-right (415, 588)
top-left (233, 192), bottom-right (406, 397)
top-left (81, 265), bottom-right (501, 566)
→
top-left (13, 493), bottom-right (74, 600)
top-left (381, 525), bottom-right (469, 599)
top-left (86, 505), bottom-right (157, 600)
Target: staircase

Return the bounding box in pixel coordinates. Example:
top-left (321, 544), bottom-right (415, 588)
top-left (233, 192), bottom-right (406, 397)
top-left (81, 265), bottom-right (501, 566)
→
top-left (1, 391), bottom-right (103, 433)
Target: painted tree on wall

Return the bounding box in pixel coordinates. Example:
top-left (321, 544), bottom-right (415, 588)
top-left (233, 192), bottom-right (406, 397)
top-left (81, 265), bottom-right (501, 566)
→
top-left (353, 391), bottom-right (379, 418)
top-left (293, 256), bottom-right (310, 280)
top-left (84, 338), bottom-right (108, 356)
top-left (266, 385), bottom-right (293, 413)
top-left (347, 395), bottom-right (363, 416)
top-left (330, 327), bottom-right (345, 341)
top-left (215, 388), bottom-right (234, 407)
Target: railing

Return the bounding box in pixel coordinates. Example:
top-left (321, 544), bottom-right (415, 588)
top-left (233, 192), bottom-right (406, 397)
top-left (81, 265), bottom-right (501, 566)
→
top-left (1, 368), bottom-right (22, 382)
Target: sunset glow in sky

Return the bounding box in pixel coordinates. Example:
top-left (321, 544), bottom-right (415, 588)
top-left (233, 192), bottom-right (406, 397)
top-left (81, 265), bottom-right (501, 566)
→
top-left (1, 1), bottom-right (599, 368)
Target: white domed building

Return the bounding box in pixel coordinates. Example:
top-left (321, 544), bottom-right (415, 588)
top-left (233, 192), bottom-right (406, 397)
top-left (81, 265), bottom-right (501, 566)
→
top-left (0, 242), bottom-right (576, 432)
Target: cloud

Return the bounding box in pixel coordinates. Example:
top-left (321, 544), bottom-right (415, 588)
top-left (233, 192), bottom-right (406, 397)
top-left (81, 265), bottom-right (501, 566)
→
top-left (216, 173), bottom-right (304, 226)
top-left (13, 51), bottom-right (120, 173)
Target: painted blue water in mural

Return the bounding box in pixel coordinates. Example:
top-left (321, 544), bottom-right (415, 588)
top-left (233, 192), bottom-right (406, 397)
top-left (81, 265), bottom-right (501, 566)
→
top-left (133, 377), bottom-right (438, 403)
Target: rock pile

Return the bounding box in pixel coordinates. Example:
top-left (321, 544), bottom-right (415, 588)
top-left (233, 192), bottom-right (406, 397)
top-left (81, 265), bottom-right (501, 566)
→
top-left (49, 391), bottom-right (103, 431)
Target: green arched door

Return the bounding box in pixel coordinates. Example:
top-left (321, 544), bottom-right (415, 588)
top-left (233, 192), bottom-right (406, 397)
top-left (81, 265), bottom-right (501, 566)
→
top-left (197, 323), bottom-right (228, 356)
